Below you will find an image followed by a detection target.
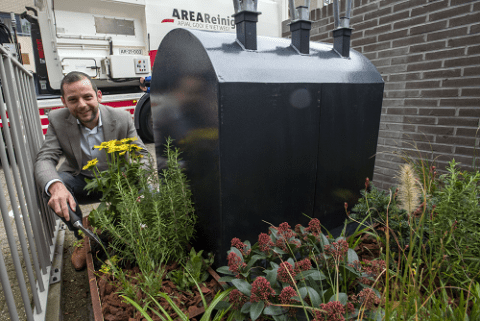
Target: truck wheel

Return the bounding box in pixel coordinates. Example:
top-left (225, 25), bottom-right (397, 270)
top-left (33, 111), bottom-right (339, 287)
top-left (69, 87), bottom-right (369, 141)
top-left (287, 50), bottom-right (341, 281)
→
top-left (135, 94), bottom-right (154, 143)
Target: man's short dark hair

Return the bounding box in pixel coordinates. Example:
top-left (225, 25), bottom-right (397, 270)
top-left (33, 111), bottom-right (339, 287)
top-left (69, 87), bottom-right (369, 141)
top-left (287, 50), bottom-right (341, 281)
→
top-left (60, 71), bottom-right (98, 97)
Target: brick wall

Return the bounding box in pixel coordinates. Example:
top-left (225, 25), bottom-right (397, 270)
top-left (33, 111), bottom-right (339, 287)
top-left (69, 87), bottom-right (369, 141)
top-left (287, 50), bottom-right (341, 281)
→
top-left (283, 0), bottom-right (480, 190)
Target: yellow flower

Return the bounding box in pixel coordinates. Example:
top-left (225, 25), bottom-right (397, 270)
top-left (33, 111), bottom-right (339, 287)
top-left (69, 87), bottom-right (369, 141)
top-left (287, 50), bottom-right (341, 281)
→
top-left (120, 137), bottom-right (137, 144)
top-left (93, 138), bottom-right (143, 157)
top-left (108, 140), bottom-right (119, 148)
top-left (95, 141), bottom-right (112, 150)
top-left (107, 145), bottom-right (121, 153)
top-left (83, 158), bottom-right (98, 170)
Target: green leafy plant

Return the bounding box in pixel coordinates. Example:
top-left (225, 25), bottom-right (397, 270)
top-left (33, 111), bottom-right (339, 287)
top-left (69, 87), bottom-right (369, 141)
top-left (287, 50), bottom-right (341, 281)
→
top-left (428, 159), bottom-right (480, 285)
top-left (349, 155), bottom-right (480, 320)
top-left (350, 181), bottom-right (412, 252)
top-left (121, 277), bottom-right (234, 321)
top-left (98, 255), bottom-right (119, 275)
top-left (72, 230), bottom-right (84, 248)
top-left (217, 218), bottom-right (385, 321)
top-left (85, 137), bottom-right (197, 308)
top-left (84, 137), bottom-right (147, 226)
top-left (86, 137), bottom-right (196, 269)
top-left (351, 181), bottom-right (400, 224)
top-left (168, 248), bottom-right (214, 292)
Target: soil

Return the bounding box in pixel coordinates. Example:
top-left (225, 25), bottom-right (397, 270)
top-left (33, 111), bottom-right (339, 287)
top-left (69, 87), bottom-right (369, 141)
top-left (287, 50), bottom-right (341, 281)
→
top-left (353, 223), bottom-right (384, 261)
top-left (95, 264), bottom-right (222, 321)
top-left (62, 226), bottom-right (95, 321)
top-left (61, 143), bottom-right (157, 320)
top-left (86, 221), bottom-right (222, 321)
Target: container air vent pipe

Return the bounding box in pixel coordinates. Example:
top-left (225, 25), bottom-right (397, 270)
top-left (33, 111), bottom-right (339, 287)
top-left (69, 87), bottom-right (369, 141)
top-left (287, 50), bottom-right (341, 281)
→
top-left (232, 0), bottom-right (261, 50)
top-left (333, 0), bottom-right (353, 58)
top-left (288, 0), bottom-right (312, 55)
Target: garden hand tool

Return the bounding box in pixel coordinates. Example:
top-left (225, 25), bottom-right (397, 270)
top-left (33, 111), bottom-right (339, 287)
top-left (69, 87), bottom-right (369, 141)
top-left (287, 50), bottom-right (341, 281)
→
top-left (68, 206), bottom-right (105, 248)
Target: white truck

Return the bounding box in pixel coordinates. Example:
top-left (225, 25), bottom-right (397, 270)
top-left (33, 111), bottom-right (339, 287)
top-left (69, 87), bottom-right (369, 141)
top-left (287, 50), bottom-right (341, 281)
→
top-left (26, 0), bottom-right (288, 142)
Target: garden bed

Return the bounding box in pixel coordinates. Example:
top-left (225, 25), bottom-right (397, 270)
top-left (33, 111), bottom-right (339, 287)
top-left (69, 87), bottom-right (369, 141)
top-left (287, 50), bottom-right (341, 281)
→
top-left (79, 138), bottom-right (480, 320)
top-left (85, 218), bottom-right (226, 321)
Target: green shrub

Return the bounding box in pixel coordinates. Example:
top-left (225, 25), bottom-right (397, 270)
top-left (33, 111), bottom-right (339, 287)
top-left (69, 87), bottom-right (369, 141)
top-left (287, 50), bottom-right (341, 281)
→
top-left (428, 159), bottom-right (480, 285)
top-left (87, 137), bottom-right (196, 271)
top-left (168, 248), bottom-right (214, 292)
top-left (217, 219), bottom-right (385, 321)
top-left (350, 183), bottom-right (412, 252)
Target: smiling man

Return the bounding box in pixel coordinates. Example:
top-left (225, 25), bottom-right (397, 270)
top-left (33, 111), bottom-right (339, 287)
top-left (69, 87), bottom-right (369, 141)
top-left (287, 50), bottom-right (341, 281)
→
top-left (34, 71), bottom-right (149, 270)
top-left (62, 77), bottom-right (101, 128)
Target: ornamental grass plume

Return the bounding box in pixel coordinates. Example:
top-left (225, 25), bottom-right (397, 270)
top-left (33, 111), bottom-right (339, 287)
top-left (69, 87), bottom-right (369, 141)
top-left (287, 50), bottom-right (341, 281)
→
top-left (396, 163), bottom-right (422, 214)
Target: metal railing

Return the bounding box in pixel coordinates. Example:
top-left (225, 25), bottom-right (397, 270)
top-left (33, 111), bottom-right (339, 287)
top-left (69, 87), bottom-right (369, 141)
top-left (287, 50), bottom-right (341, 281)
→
top-left (0, 44), bottom-right (61, 320)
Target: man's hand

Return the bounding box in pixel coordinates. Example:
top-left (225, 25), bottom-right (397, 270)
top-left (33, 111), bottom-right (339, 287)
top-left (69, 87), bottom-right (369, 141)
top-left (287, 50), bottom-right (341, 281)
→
top-left (47, 181), bottom-right (76, 221)
top-left (139, 77), bottom-right (147, 92)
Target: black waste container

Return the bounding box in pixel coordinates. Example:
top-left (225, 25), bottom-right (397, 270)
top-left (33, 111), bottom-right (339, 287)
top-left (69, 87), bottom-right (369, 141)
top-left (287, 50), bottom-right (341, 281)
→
top-left (151, 28), bottom-right (384, 265)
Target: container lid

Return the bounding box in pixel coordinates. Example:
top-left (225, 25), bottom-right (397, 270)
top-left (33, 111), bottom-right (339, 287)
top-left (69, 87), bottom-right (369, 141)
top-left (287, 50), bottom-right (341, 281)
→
top-left (157, 28), bottom-right (384, 85)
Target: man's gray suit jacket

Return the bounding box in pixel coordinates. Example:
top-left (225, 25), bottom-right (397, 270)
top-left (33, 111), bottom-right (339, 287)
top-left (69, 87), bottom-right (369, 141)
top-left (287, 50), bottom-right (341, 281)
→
top-left (34, 104), bottom-right (148, 191)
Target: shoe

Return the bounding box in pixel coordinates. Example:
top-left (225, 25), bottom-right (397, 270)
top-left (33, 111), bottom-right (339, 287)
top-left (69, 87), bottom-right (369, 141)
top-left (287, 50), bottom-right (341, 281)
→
top-left (71, 239), bottom-right (87, 271)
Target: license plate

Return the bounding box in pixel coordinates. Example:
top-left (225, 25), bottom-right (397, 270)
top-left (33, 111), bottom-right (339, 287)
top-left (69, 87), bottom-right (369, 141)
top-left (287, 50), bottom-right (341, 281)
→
top-left (119, 48), bottom-right (143, 55)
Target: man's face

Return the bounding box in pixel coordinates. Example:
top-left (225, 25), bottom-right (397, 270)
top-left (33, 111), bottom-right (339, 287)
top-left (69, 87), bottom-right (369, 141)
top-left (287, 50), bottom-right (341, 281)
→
top-left (61, 78), bottom-right (102, 128)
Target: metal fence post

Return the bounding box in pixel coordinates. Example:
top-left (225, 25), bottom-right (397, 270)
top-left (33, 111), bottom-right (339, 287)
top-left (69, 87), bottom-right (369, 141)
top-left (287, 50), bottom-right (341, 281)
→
top-left (0, 44), bottom-right (62, 320)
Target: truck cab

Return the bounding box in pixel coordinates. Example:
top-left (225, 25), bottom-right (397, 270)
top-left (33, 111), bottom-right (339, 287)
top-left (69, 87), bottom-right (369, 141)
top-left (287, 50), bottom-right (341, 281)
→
top-left (34, 0), bottom-right (151, 92)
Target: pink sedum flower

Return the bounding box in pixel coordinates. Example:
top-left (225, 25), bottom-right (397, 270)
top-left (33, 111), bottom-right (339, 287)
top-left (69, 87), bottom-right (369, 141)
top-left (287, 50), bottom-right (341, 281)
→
top-left (250, 277), bottom-right (276, 304)
top-left (258, 233), bottom-right (274, 253)
top-left (278, 261), bottom-right (296, 286)
top-left (305, 218), bottom-right (322, 236)
top-left (231, 237), bottom-right (251, 256)
top-left (345, 302), bottom-right (355, 314)
top-left (279, 286), bottom-right (297, 305)
top-left (227, 251), bottom-right (246, 276)
top-left (229, 289), bottom-right (248, 311)
top-left (324, 239), bottom-right (349, 262)
top-left (353, 288), bottom-right (380, 310)
top-left (278, 222), bottom-right (291, 233)
top-left (362, 259), bottom-right (386, 279)
top-left (274, 222), bottom-right (297, 252)
top-left (295, 258), bottom-right (312, 273)
top-left (314, 301), bottom-right (346, 321)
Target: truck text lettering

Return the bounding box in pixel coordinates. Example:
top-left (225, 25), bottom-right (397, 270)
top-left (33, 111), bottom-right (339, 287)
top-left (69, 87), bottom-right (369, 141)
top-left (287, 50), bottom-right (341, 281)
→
top-left (172, 9), bottom-right (235, 28)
